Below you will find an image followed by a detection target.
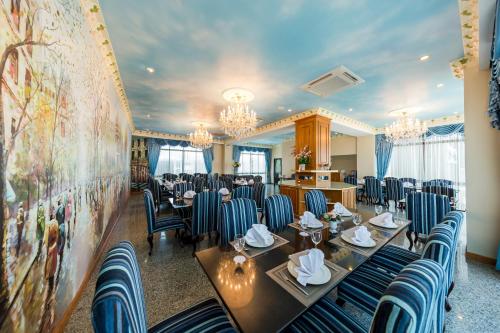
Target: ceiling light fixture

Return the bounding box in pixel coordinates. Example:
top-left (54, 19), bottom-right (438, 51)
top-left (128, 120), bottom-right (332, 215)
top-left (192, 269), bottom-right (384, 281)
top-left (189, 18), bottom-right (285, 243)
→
top-left (146, 66), bottom-right (155, 73)
top-left (419, 55), bottom-right (430, 61)
top-left (437, 83), bottom-right (444, 88)
top-left (220, 88), bottom-right (258, 139)
top-left (384, 111), bottom-right (427, 142)
top-left (189, 123), bottom-right (213, 149)
top-left (288, 109), bottom-right (292, 112)
top-left (348, 108), bottom-right (353, 112)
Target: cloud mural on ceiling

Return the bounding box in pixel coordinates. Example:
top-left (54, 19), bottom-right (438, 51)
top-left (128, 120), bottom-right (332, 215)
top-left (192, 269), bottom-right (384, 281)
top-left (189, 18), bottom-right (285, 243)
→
top-left (101, 0), bottom-right (464, 135)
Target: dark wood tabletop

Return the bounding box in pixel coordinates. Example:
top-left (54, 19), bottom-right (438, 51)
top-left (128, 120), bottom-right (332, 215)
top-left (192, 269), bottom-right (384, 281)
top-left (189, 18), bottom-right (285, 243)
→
top-left (195, 209), bottom-right (410, 333)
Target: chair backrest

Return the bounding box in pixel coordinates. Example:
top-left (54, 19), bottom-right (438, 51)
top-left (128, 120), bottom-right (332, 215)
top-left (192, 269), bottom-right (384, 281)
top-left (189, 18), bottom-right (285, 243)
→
top-left (365, 177), bottom-right (383, 202)
top-left (173, 182), bottom-right (194, 198)
top-left (208, 180), bottom-right (226, 192)
top-left (253, 183), bottom-right (266, 209)
top-left (371, 259), bottom-right (445, 333)
top-left (343, 176), bottom-right (357, 186)
top-left (304, 190), bottom-right (328, 218)
top-left (439, 211), bottom-right (464, 291)
top-left (422, 185), bottom-right (456, 200)
top-left (264, 194), bottom-right (294, 233)
top-left (91, 241), bottom-right (148, 333)
top-left (385, 178), bottom-right (404, 202)
top-left (220, 198), bottom-right (258, 246)
top-left (163, 173), bottom-right (177, 182)
top-left (232, 185), bottom-right (254, 200)
top-left (192, 191), bottom-right (222, 237)
top-left (406, 192), bottom-right (450, 235)
top-left (254, 175), bottom-right (263, 183)
top-left (399, 177), bottom-right (416, 186)
top-left (143, 189), bottom-right (156, 234)
top-left (193, 176), bottom-right (205, 193)
top-left (363, 175), bottom-right (376, 180)
top-left (422, 179), bottom-right (453, 187)
top-left (421, 223), bottom-right (454, 291)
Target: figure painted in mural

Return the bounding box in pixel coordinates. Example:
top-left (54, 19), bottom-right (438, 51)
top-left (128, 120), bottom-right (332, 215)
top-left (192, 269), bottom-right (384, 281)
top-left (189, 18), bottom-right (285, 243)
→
top-left (65, 189), bottom-right (73, 247)
top-left (36, 201), bottom-right (46, 254)
top-left (56, 200), bottom-right (66, 286)
top-left (15, 202), bottom-right (25, 255)
top-left (45, 218), bottom-right (59, 294)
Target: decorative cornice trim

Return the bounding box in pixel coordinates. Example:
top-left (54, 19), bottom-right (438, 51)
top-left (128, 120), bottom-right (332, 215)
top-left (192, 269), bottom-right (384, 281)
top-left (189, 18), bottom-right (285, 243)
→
top-left (133, 129), bottom-right (224, 144)
top-left (80, 0), bottom-right (135, 131)
top-left (452, 0), bottom-right (479, 78)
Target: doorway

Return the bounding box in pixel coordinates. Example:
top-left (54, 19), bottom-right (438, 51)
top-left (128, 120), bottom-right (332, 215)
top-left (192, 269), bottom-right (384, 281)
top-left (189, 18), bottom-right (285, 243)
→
top-left (273, 158), bottom-right (282, 185)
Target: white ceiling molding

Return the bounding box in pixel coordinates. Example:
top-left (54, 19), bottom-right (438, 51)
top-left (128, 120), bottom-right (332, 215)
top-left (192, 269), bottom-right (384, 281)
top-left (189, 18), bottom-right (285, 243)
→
top-left (133, 129), bottom-right (224, 145)
top-left (80, 0), bottom-right (135, 130)
top-left (451, 0), bottom-right (479, 78)
top-left (374, 114), bottom-right (465, 134)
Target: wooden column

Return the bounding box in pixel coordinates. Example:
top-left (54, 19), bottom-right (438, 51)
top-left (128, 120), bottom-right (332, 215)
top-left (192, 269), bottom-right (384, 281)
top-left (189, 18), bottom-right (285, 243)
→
top-left (295, 115), bottom-right (331, 170)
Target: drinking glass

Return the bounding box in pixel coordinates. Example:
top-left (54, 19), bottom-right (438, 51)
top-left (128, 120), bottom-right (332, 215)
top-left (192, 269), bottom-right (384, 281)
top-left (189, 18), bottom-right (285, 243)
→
top-left (352, 214), bottom-right (362, 226)
top-left (299, 219), bottom-right (309, 237)
top-left (375, 205), bottom-right (383, 215)
top-left (311, 230), bottom-right (322, 248)
top-left (233, 234), bottom-right (246, 264)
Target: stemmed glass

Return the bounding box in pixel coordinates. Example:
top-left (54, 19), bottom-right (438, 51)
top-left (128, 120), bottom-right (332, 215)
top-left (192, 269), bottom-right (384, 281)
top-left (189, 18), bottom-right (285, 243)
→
top-left (352, 214), bottom-right (362, 227)
top-left (375, 205), bottom-right (383, 215)
top-left (299, 219), bottom-right (309, 237)
top-left (311, 230), bottom-right (322, 248)
top-left (233, 234), bottom-right (246, 264)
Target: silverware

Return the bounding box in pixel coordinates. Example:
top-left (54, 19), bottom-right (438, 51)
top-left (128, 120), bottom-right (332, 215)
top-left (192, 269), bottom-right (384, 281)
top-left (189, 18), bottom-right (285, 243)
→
top-left (279, 271), bottom-right (309, 296)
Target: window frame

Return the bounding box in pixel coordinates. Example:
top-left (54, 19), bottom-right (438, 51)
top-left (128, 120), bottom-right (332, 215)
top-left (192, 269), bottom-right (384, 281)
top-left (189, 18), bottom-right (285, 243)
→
top-left (156, 144), bottom-right (206, 175)
top-left (238, 151), bottom-right (267, 182)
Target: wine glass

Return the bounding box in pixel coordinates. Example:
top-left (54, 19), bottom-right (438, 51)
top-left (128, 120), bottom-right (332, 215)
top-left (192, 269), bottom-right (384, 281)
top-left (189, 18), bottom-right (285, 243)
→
top-left (299, 218), bottom-right (309, 237)
top-left (311, 230), bottom-right (322, 248)
top-left (375, 205), bottom-right (383, 215)
top-left (352, 213), bottom-right (362, 227)
top-left (233, 234), bottom-right (246, 264)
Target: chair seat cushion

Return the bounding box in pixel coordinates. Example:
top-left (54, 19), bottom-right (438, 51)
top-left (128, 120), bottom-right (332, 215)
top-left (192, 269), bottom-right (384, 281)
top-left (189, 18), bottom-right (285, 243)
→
top-left (369, 244), bottom-right (420, 276)
top-left (337, 262), bottom-right (394, 315)
top-left (148, 298), bottom-right (235, 333)
top-left (153, 215), bottom-right (185, 233)
top-left (285, 295), bottom-right (365, 333)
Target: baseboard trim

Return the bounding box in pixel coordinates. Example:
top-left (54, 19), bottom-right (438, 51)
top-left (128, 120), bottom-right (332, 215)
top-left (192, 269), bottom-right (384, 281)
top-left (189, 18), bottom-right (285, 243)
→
top-left (53, 193), bottom-right (130, 333)
top-left (465, 251), bottom-right (496, 266)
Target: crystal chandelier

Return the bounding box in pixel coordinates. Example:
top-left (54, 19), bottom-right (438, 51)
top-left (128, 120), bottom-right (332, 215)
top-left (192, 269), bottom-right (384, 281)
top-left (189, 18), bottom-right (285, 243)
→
top-left (220, 88), bottom-right (258, 138)
top-left (384, 112), bottom-right (427, 142)
top-left (189, 124), bottom-right (213, 149)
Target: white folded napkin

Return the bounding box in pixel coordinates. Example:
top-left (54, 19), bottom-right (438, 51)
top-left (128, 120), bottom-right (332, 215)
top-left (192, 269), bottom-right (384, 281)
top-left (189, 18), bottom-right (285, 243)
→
top-left (248, 179), bottom-right (255, 185)
top-left (300, 211), bottom-right (323, 228)
top-left (245, 224), bottom-right (273, 246)
top-left (403, 182), bottom-right (413, 188)
top-left (333, 202), bottom-right (352, 216)
top-left (353, 226), bottom-right (372, 244)
top-left (183, 190), bottom-right (196, 199)
top-left (290, 249), bottom-right (325, 286)
top-left (369, 212), bottom-right (396, 227)
top-left (218, 188), bottom-right (229, 195)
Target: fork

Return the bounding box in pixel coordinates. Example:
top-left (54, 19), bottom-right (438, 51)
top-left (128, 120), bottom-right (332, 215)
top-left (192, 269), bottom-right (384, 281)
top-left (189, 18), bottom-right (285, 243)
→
top-left (278, 270), bottom-right (309, 296)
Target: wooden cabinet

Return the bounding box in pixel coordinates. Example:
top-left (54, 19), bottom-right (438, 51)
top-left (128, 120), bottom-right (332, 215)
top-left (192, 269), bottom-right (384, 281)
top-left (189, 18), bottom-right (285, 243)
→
top-left (294, 115), bottom-right (331, 170)
top-left (279, 185), bottom-right (299, 216)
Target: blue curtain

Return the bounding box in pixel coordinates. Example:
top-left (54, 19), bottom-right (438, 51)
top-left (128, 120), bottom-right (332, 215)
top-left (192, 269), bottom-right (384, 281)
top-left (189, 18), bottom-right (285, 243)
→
top-left (375, 134), bottom-right (393, 180)
top-left (425, 123), bottom-right (464, 138)
top-left (202, 147), bottom-right (214, 174)
top-left (233, 145), bottom-right (272, 181)
top-left (488, 0), bottom-right (500, 130)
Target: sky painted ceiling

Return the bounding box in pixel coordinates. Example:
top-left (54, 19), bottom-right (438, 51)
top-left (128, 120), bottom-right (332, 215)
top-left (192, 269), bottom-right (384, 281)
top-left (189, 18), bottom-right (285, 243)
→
top-left (101, 0), bottom-right (464, 136)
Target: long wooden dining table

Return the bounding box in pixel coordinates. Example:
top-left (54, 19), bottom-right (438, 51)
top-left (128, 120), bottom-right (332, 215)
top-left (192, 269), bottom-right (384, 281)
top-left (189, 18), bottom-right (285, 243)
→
top-left (195, 209), bottom-right (410, 333)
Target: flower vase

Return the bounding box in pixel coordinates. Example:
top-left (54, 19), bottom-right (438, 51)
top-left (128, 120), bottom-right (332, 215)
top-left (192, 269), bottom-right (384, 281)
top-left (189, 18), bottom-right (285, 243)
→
top-left (298, 164), bottom-right (306, 171)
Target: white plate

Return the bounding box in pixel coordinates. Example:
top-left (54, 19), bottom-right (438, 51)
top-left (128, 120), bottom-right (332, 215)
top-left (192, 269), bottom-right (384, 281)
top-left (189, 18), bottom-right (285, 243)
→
top-left (287, 261), bottom-right (331, 285)
top-left (245, 235), bottom-right (274, 248)
top-left (369, 219), bottom-right (398, 229)
top-left (341, 233), bottom-right (376, 248)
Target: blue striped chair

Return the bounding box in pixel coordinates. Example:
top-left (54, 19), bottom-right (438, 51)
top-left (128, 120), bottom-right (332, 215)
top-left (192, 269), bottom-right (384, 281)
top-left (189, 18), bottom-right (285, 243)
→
top-left (219, 198), bottom-right (258, 246)
top-left (286, 259), bottom-right (445, 333)
top-left (254, 175), bottom-right (263, 183)
top-left (192, 176), bottom-right (205, 193)
top-left (423, 179), bottom-right (453, 187)
top-left (173, 182), bottom-right (194, 199)
top-left (423, 185), bottom-right (457, 208)
top-left (253, 182), bottom-right (266, 222)
top-left (186, 191), bottom-right (222, 256)
top-left (406, 192), bottom-right (450, 250)
top-left (232, 185), bottom-right (254, 200)
top-left (208, 180), bottom-right (226, 192)
top-left (364, 177), bottom-right (383, 205)
top-left (304, 190), bottom-right (328, 219)
top-left (399, 177), bottom-right (416, 186)
top-left (91, 241), bottom-right (235, 333)
top-left (385, 178), bottom-right (405, 209)
top-left (344, 176), bottom-right (363, 201)
top-left (264, 194), bottom-right (294, 233)
top-left (144, 190), bottom-right (185, 255)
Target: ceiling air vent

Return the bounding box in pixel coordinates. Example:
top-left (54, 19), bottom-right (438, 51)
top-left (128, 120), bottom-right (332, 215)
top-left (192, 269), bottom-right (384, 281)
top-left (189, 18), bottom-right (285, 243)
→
top-left (301, 66), bottom-right (364, 97)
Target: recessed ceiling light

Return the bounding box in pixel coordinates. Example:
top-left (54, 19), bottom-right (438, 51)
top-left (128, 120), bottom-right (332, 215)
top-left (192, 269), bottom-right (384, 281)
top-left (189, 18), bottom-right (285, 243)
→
top-left (287, 109), bottom-right (292, 112)
top-left (419, 55), bottom-right (430, 61)
top-left (348, 108), bottom-right (353, 112)
top-left (436, 83), bottom-right (444, 88)
top-left (146, 66), bottom-right (155, 73)
top-left (146, 114), bottom-right (151, 118)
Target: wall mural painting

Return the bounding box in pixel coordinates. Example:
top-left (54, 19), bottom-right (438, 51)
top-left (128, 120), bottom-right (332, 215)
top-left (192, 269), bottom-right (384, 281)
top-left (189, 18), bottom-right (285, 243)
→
top-left (0, 0), bottom-right (131, 331)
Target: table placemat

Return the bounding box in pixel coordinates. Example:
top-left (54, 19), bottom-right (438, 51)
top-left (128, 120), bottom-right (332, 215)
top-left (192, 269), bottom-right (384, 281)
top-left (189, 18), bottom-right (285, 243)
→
top-left (288, 221), bottom-right (329, 232)
top-left (266, 260), bottom-right (348, 307)
top-left (230, 234), bottom-right (289, 259)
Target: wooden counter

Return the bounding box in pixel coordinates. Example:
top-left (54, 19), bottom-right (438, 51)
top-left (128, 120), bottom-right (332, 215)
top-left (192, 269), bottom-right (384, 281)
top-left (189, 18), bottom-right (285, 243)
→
top-left (279, 180), bottom-right (356, 216)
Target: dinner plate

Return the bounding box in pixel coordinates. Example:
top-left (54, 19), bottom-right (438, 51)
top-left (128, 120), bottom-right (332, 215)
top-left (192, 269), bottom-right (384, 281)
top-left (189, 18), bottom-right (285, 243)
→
top-left (245, 235), bottom-right (274, 248)
top-left (287, 260), bottom-right (331, 285)
top-left (340, 233), bottom-right (376, 247)
top-left (369, 219), bottom-right (398, 229)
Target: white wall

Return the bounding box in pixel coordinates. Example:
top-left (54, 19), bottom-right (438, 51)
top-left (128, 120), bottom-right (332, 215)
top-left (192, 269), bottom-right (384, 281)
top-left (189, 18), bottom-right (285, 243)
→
top-left (331, 135), bottom-right (357, 156)
top-left (223, 144), bottom-right (233, 174)
top-left (212, 144), bottom-right (224, 174)
top-left (356, 135), bottom-right (376, 178)
top-left (464, 65), bottom-right (500, 259)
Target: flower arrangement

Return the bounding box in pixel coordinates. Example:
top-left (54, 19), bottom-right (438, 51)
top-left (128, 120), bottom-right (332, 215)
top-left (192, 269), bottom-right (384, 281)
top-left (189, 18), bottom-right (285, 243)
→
top-left (294, 145), bottom-right (312, 165)
top-left (322, 212), bottom-right (341, 222)
top-left (232, 161), bottom-right (241, 168)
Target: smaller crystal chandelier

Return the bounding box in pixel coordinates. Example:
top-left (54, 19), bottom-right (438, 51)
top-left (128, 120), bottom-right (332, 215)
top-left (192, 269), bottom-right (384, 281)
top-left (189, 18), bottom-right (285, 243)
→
top-left (384, 111), bottom-right (428, 142)
top-left (220, 88), bottom-right (258, 138)
top-left (189, 124), bottom-right (213, 149)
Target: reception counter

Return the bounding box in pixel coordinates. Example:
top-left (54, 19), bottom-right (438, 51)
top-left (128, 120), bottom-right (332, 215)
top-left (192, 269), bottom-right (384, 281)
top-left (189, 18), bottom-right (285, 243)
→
top-left (279, 180), bottom-right (357, 216)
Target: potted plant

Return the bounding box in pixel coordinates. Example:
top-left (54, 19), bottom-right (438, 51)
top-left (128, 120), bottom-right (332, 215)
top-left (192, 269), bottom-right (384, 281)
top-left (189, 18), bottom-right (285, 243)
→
top-left (294, 145), bottom-right (312, 171)
top-left (232, 161), bottom-right (241, 174)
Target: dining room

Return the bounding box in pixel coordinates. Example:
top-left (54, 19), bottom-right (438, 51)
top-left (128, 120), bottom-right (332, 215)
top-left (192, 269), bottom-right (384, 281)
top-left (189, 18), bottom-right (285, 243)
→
top-left (1, 0), bottom-right (499, 333)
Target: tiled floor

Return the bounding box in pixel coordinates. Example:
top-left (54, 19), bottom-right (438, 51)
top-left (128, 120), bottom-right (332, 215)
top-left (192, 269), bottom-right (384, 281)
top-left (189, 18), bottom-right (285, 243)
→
top-left (66, 190), bottom-right (500, 332)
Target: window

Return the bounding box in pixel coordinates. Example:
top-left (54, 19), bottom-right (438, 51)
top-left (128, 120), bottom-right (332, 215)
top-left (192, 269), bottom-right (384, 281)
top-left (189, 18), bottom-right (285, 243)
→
top-left (155, 144), bottom-right (206, 175)
top-left (238, 151), bottom-right (266, 183)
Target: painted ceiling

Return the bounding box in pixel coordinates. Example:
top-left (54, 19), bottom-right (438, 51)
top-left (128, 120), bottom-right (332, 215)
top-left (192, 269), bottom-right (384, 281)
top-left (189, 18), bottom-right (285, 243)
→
top-left (101, 0), bottom-right (464, 136)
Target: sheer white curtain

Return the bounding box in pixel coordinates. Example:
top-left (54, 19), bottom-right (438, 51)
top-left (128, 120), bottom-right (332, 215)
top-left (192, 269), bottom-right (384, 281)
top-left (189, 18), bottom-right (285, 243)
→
top-left (238, 151), bottom-right (267, 183)
top-left (155, 145), bottom-right (206, 175)
top-left (386, 133), bottom-right (466, 207)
